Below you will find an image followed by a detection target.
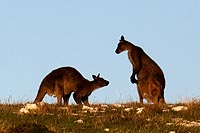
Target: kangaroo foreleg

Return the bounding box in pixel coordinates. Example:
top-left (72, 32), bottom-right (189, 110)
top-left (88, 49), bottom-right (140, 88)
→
top-left (130, 71), bottom-right (138, 84)
top-left (73, 92), bottom-right (82, 106)
top-left (82, 96), bottom-right (90, 106)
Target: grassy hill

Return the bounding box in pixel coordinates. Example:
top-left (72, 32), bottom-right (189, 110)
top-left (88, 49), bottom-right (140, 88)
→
top-left (0, 101), bottom-right (200, 133)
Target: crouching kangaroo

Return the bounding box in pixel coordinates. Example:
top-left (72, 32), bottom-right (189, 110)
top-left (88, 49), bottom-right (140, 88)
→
top-left (34, 67), bottom-right (109, 106)
top-left (115, 36), bottom-right (166, 104)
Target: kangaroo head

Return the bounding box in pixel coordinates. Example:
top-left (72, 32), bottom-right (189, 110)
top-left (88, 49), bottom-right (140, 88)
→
top-left (115, 35), bottom-right (130, 54)
top-left (92, 73), bottom-right (109, 87)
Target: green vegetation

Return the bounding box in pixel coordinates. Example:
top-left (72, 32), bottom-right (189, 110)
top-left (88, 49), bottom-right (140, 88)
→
top-left (0, 101), bottom-right (200, 133)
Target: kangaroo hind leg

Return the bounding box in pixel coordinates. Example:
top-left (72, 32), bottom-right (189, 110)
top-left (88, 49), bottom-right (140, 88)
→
top-left (151, 78), bottom-right (165, 105)
top-left (63, 93), bottom-right (71, 106)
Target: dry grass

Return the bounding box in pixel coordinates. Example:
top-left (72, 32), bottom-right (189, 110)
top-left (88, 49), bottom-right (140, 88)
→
top-left (0, 100), bottom-right (200, 133)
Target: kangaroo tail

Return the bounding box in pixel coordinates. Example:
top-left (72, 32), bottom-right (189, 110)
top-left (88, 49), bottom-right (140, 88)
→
top-left (33, 85), bottom-right (47, 103)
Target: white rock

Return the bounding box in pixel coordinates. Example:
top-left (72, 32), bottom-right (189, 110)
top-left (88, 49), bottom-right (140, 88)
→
top-left (124, 107), bottom-right (133, 112)
top-left (82, 105), bottom-right (98, 113)
top-left (25, 103), bottom-right (38, 110)
top-left (146, 118), bottom-right (151, 122)
top-left (19, 108), bottom-right (30, 114)
top-left (82, 105), bottom-right (94, 110)
top-left (104, 128), bottom-right (110, 132)
top-left (101, 104), bottom-right (109, 108)
top-left (162, 109), bottom-right (170, 112)
top-left (72, 113), bottom-right (79, 116)
top-left (82, 110), bottom-right (88, 113)
top-left (74, 119), bottom-right (83, 124)
top-left (172, 106), bottom-right (188, 111)
top-left (113, 103), bottom-right (123, 108)
top-left (167, 123), bottom-right (173, 126)
top-left (136, 107), bottom-right (144, 114)
top-left (111, 109), bottom-right (116, 111)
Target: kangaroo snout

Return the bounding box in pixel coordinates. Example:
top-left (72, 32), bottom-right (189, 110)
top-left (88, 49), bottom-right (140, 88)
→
top-left (105, 80), bottom-right (109, 86)
top-left (115, 48), bottom-right (120, 54)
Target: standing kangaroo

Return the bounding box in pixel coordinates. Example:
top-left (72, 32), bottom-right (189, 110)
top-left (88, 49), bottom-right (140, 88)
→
top-left (34, 67), bottom-right (109, 106)
top-left (115, 36), bottom-right (165, 104)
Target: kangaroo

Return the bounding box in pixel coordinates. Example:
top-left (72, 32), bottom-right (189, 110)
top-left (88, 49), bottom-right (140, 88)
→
top-left (115, 35), bottom-right (166, 104)
top-left (34, 67), bottom-right (109, 106)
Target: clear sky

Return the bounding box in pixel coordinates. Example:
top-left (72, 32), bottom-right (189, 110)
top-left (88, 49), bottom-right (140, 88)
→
top-left (0, 1), bottom-right (200, 104)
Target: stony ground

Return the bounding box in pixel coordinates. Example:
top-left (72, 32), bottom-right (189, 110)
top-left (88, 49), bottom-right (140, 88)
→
top-left (1, 101), bottom-right (200, 133)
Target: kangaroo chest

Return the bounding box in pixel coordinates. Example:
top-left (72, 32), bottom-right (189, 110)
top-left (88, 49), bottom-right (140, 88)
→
top-left (128, 52), bottom-right (135, 67)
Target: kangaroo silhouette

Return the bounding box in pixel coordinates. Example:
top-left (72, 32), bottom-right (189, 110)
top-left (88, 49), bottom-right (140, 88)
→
top-left (34, 66), bottom-right (109, 106)
top-left (115, 35), bottom-right (165, 104)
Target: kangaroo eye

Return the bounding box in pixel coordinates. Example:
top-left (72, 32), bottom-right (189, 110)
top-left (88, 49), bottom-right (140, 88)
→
top-left (120, 41), bottom-right (125, 44)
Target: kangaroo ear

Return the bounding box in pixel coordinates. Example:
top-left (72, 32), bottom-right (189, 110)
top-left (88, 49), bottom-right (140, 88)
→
top-left (120, 35), bottom-right (125, 41)
top-left (92, 75), bottom-right (97, 80)
top-left (97, 73), bottom-right (100, 78)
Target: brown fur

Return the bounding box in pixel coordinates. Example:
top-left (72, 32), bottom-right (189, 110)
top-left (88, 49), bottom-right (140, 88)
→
top-left (115, 36), bottom-right (165, 104)
top-left (34, 67), bottom-right (109, 106)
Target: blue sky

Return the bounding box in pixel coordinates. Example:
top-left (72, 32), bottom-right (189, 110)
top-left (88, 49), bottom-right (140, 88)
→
top-left (0, 1), bottom-right (200, 104)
